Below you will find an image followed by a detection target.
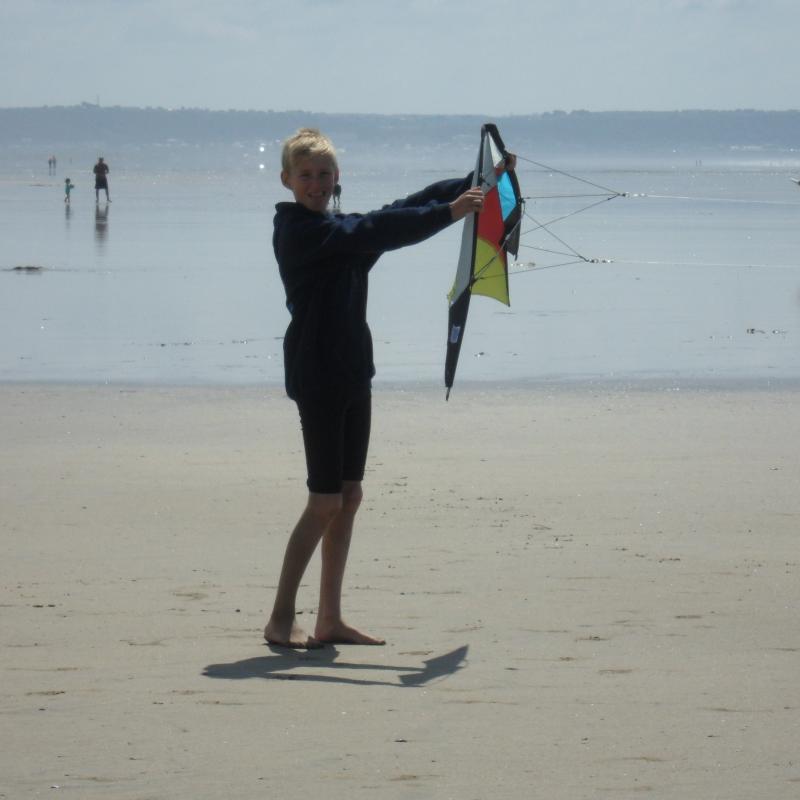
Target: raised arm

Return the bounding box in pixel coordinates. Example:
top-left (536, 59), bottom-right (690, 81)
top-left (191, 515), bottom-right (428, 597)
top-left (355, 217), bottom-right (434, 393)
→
top-left (275, 172), bottom-right (484, 271)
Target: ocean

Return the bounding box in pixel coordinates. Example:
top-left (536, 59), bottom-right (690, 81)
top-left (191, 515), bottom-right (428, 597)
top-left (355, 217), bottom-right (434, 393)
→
top-left (1, 140), bottom-right (799, 388)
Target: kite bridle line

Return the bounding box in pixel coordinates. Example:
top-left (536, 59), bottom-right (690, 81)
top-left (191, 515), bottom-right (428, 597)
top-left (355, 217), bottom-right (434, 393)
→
top-left (467, 146), bottom-right (627, 287)
top-left (478, 151), bottom-right (627, 276)
top-left (470, 193), bottom-right (616, 286)
top-left (518, 205), bottom-right (597, 268)
top-left (522, 192), bottom-right (621, 232)
top-left (515, 153), bottom-right (627, 198)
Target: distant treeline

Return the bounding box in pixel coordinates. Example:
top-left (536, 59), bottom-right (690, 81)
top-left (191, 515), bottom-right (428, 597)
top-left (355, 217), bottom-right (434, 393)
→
top-left (2, 105), bottom-right (799, 152)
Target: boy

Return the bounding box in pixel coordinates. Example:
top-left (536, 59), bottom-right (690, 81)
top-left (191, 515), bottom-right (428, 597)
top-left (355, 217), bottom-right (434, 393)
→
top-left (264, 128), bottom-right (486, 648)
top-left (64, 177), bottom-right (74, 203)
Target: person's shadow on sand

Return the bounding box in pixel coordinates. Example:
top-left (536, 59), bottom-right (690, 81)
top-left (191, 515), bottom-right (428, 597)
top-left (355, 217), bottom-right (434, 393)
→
top-left (203, 644), bottom-right (468, 688)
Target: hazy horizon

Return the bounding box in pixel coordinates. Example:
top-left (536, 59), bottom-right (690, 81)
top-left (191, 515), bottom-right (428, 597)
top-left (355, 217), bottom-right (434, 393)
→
top-left (4, 108), bottom-right (800, 161)
top-left (3, 103), bottom-right (800, 115)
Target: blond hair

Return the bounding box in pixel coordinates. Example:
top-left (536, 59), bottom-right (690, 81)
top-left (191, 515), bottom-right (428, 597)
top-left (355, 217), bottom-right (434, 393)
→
top-left (281, 128), bottom-right (338, 174)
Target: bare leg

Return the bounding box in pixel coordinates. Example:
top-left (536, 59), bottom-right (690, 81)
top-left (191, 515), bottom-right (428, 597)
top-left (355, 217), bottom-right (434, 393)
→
top-left (264, 493), bottom-right (340, 648)
top-left (315, 481), bottom-right (385, 645)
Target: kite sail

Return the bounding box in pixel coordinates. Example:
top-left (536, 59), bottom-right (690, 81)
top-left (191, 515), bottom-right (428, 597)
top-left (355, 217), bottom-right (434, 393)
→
top-left (445, 123), bottom-right (523, 399)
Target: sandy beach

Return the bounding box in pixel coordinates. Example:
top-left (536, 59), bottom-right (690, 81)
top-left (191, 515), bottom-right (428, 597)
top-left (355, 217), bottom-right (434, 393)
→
top-left (1, 382), bottom-right (799, 799)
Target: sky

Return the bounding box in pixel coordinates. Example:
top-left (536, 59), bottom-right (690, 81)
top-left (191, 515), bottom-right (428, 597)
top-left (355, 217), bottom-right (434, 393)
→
top-left (1, 0), bottom-right (798, 115)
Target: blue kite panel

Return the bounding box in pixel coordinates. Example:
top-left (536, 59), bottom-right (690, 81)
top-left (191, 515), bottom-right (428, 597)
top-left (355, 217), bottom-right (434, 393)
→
top-left (498, 172), bottom-right (516, 219)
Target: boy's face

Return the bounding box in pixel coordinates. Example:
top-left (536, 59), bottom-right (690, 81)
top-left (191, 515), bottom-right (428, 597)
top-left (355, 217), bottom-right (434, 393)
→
top-left (281, 154), bottom-right (339, 213)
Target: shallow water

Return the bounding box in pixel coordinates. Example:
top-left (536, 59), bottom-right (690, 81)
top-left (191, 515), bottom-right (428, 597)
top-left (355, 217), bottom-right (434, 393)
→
top-left (1, 143), bottom-right (799, 387)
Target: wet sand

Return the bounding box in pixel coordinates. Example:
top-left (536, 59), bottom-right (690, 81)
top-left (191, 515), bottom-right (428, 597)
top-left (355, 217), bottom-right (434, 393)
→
top-left (1, 383), bottom-right (799, 798)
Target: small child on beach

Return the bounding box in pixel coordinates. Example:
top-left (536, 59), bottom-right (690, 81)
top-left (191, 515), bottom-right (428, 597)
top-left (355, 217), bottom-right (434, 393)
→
top-left (264, 128), bottom-right (487, 649)
top-left (64, 178), bottom-right (74, 203)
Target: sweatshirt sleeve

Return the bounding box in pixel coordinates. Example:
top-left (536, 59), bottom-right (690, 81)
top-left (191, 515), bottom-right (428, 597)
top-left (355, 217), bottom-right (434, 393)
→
top-left (274, 172), bottom-right (473, 272)
top-left (277, 200), bottom-right (455, 268)
top-left (383, 173), bottom-right (474, 211)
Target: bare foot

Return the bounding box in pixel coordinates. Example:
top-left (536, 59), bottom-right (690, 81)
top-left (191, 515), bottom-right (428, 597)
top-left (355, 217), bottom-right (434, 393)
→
top-left (264, 617), bottom-right (322, 649)
top-left (314, 620), bottom-right (385, 645)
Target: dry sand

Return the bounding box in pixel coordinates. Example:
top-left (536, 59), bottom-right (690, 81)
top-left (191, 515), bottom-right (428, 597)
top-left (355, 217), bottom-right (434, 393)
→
top-left (1, 382), bottom-right (798, 799)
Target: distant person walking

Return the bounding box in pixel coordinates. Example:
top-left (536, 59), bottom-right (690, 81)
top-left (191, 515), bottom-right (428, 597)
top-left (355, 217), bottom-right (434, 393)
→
top-left (48, 155), bottom-right (57, 175)
top-left (332, 182), bottom-right (342, 209)
top-left (64, 178), bottom-right (75, 204)
top-left (93, 157), bottom-right (111, 203)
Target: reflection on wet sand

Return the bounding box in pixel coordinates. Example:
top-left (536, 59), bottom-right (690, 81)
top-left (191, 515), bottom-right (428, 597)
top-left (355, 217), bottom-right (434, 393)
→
top-left (94, 203), bottom-right (109, 250)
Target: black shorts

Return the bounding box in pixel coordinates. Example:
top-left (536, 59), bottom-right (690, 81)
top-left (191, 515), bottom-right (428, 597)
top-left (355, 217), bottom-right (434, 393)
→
top-left (296, 387), bottom-right (371, 494)
top-left (95, 177), bottom-right (108, 189)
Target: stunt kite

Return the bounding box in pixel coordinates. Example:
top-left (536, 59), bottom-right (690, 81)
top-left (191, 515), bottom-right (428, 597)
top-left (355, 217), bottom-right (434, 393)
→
top-left (445, 124), bottom-right (523, 399)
